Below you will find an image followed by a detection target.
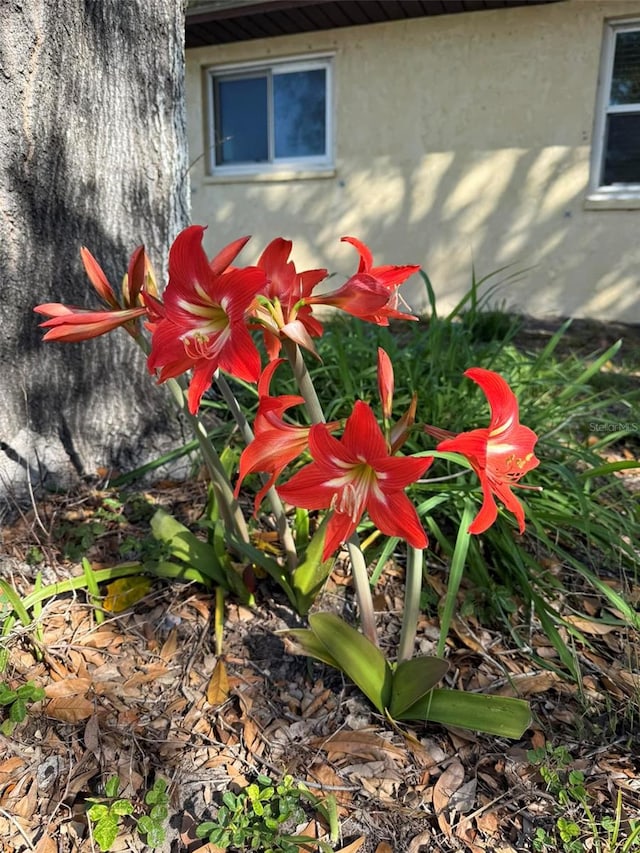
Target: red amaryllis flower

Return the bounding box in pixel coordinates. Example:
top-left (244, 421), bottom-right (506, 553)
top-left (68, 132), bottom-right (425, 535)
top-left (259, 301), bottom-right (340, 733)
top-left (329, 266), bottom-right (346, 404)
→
top-left (377, 347), bottom-right (394, 421)
top-left (309, 237), bottom-right (420, 325)
top-left (235, 360), bottom-right (340, 512)
top-left (253, 238), bottom-right (328, 359)
top-left (34, 245), bottom-right (155, 342)
top-left (34, 303), bottom-right (148, 342)
top-left (426, 368), bottom-right (539, 534)
top-left (146, 226), bottom-right (266, 414)
top-left (278, 400), bottom-right (432, 560)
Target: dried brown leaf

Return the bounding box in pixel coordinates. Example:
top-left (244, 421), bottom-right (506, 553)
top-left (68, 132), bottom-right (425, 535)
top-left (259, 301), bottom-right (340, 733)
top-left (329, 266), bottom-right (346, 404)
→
top-left (160, 628), bottom-right (179, 660)
top-left (44, 678), bottom-right (92, 698)
top-left (0, 758), bottom-right (26, 785)
top-left (496, 671), bottom-right (564, 696)
top-left (313, 730), bottom-right (405, 762)
top-left (433, 760), bottom-right (465, 836)
top-left (84, 715), bottom-right (101, 757)
top-left (123, 664), bottom-right (170, 687)
top-left (335, 839), bottom-right (365, 853)
top-left (407, 830), bottom-right (433, 853)
top-left (45, 695), bottom-right (94, 723)
top-left (81, 628), bottom-right (124, 649)
top-left (34, 837), bottom-right (58, 853)
top-left (564, 615), bottom-right (619, 635)
top-left (207, 659), bottom-right (230, 707)
top-left (11, 777), bottom-right (38, 819)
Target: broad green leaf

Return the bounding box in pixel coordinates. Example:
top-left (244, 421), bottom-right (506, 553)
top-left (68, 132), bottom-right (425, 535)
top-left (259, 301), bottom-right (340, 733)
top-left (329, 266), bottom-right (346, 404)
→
top-left (16, 683), bottom-right (45, 702)
top-left (389, 656), bottom-right (449, 717)
top-left (309, 613), bottom-right (393, 713)
top-left (105, 776), bottom-right (120, 798)
top-left (395, 688), bottom-right (531, 738)
top-left (149, 804), bottom-right (168, 822)
top-left (150, 508), bottom-right (227, 587)
top-left (87, 804), bottom-right (109, 821)
top-left (291, 515), bottom-right (335, 614)
top-left (111, 799), bottom-right (134, 816)
top-left (144, 823), bottom-right (166, 847)
top-left (9, 698), bottom-right (27, 723)
top-left (294, 507), bottom-right (310, 550)
top-left (0, 688), bottom-right (17, 705)
top-left (93, 814), bottom-right (119, 852)
top-left (137, 816), bottom-right (153, 833)
top-left (282, 628), bottom-right (341, 669)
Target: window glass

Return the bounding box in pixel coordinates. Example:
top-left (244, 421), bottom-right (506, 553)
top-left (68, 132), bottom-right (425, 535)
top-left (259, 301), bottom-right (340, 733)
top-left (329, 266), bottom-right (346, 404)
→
top-left (610, 30), bottom-right (640, 106)
top-left (215, 75), bottom-right (268, 165)
top-left (603, 112), bottom-right (640, 184)
top-left (273, 69), bottom-right (327, 158)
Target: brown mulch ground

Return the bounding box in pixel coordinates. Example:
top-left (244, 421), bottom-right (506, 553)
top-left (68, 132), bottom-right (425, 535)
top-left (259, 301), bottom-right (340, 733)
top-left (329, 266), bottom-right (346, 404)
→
top-left (0, 318), bottom-right (639, 853)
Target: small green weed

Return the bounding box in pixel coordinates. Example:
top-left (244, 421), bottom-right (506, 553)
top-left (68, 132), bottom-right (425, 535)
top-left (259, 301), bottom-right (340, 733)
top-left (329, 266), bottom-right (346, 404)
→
top-left (87, 776), bottom-right (169, 851)
top-left (528, 744), bottom-right (640, 852)
top-left (196, 773), bottom-right (338, 852)
top-left (0, 679), bottom-right (45, 736)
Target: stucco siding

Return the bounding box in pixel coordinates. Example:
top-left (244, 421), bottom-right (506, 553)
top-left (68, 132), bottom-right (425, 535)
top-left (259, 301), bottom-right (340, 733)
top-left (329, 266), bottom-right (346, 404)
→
top-left (186, 0), bottom-right (640, 323)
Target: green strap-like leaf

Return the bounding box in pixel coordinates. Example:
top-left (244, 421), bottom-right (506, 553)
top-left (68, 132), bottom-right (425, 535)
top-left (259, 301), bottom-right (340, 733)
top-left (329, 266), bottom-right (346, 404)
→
top-left (309, 613), bottom-right (393, 713)
top-left (437, 500), bottom-right (474, 657)
top-left (291, 515), bottom-right (335, 614)
top-left (395, 687), bottom-right (531, 738)
top-left (281, 628), bottom-right (341, 668)
top-left (0, 579), bottom-right (32, 628)
top-left (389, 656), bottom-right (449, 717)
top-left (150, 508), bottom-right (228, 587)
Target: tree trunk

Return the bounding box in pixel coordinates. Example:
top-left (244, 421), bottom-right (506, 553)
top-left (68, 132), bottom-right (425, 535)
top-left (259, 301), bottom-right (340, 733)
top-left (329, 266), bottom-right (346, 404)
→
top-left (0, 0), bottom-right (189, 502)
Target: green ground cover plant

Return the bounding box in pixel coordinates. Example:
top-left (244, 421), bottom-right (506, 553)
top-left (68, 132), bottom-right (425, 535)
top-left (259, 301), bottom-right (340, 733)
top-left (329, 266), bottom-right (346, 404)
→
top-left (528, 744), bottom-right (640, 852)
top-left (87, 776), bottom-right (169, 851)
top-left (0, 679), bottom-right (45, 736)
top-left (195, 773), bottom-right (338, 852)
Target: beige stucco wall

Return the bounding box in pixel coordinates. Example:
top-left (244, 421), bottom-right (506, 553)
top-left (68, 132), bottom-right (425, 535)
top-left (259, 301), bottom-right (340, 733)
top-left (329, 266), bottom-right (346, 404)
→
top-left (185, 0), bottom-right (640, 324)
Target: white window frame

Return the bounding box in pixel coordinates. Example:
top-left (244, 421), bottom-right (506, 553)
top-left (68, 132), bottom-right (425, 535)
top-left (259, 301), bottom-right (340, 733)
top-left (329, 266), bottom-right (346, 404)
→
top-left (589, 19), bottom-right (640, 205)
top-left (206, 54), bottom-right (334, 178)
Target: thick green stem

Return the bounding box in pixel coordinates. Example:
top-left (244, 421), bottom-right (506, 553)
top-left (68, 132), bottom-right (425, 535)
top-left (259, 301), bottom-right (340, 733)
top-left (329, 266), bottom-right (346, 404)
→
top-left (164, 376), bottom-right (249, 543)
top-left (346, 535), bottom-right (379, 646)
top-left (215, 373), bottom-right (298, 574)
top-left (282, 338), bottom-right (325, 424)
top-left (134, 335), bottom-right (248, 542)
top-left (283, 338), bottom-right (378, 645)
top-left (397, 547), bottom-right (423, 662)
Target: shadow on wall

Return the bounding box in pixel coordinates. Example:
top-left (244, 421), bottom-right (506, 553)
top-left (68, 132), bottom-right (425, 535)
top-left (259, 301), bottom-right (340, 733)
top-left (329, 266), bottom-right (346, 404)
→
top-left (190, 143), bottom-right (640, 324)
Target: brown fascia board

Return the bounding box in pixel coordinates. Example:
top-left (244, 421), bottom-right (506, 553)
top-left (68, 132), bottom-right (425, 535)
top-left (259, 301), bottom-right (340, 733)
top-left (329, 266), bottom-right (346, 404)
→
top-left (186, 1), bottom-right (321, 25)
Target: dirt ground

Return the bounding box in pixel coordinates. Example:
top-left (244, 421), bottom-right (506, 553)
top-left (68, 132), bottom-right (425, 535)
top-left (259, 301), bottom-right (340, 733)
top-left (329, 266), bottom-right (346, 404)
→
top-left (0, 317), bottom-right (639, 853)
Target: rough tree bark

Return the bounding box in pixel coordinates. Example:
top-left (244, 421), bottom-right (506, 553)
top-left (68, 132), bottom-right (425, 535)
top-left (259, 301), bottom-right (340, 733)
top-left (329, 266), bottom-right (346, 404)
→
top-left (0, 0), bottom-right (189, 504)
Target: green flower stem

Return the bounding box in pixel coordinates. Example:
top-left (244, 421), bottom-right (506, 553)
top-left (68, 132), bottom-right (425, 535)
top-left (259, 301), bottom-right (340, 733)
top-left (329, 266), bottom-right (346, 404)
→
top-left (214, 373), bottom-right (298, 574)
top-left (397, 547), bottom-right (423, 662)
top-left (282, 338), bottom-right (326, 424)
top-left (283, 338), bottom-right (378, 646)
top-left (346, 535), bottom-right (378, 646)
top-left (163, 376), bottom-right (249, 543)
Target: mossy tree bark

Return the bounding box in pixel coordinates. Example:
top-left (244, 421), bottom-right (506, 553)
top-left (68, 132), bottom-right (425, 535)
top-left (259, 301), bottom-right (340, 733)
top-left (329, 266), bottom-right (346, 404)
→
top-left (0, 0), bottom-right (189, 501)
